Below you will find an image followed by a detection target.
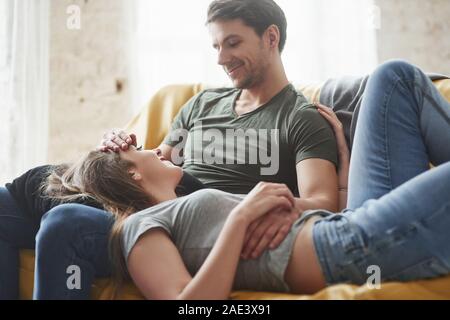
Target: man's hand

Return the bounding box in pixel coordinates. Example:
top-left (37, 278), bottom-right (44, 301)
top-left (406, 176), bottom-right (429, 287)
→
top-left (240, 203), bottom-right (302, 260)
top-left (98, 128), bottom-right (137, 152)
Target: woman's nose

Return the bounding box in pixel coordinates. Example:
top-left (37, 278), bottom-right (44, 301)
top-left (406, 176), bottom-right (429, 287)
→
top-left (153, 148), bottom-right (162, 157)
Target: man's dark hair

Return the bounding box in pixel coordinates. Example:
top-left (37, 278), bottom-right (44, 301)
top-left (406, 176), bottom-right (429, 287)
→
top-left (206, 0), bottom-right (287, 53)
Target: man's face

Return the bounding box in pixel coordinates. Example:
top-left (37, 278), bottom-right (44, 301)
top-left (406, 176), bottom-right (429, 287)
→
top-left (208, 19), bottom-right (271, 89)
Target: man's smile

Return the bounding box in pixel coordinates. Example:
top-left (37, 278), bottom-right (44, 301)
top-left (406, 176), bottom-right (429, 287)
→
top-left (226, 63), bottom-right (244, 76)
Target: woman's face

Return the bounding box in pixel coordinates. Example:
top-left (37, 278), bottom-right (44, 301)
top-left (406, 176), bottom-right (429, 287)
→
top-left (119, 145), bottom-right (183, 192)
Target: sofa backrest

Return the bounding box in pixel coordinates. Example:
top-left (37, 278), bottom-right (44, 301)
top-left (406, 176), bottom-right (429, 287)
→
top-left (125, 79), bottom-right (450, 150)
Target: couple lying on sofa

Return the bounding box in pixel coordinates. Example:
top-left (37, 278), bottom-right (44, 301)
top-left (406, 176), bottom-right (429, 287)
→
top-left (1, 60), bottom-right (450, 299)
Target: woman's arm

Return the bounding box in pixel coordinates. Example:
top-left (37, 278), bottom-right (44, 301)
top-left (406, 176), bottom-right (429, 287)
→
top-left (127, 182), bottom-right (295, 300)
top-left (127, 218), bottom-right (247, 300)
top-left (315, 103), bottom-right (350, 211)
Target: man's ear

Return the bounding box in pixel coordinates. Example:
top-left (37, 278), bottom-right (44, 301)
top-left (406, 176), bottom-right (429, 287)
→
top-left (266, 24), bottom-right (280, 49)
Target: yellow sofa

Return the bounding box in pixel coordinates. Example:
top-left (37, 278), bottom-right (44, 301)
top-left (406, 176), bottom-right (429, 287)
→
top-left (19, 79), bottom-right (450, 300)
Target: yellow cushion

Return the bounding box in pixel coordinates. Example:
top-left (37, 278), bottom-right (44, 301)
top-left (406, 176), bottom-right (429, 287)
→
top-left (125, 84), bottom-right (206, 150)
top-left (19, 79), bottom-right (450, 300)
top-left (434, 79), bottom-right (450, 102)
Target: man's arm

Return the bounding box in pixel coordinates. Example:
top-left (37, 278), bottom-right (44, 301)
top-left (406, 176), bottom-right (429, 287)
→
top-left (241, 158), bottom-right (338, 259)
top-left (294, 158), bottom-right (339, 213)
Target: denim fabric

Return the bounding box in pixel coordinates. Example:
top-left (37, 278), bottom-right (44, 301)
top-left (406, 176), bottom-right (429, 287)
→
top-left (0, 187), bottom-right (38, 299)
top-left (313, 60), bottom-right (450, 285)
top-left (348, 60), bottom-right (450, 209)
top-left (33, 204), bottom-right (113, 299)
top-left (0, 188), bottom-right (113, 300)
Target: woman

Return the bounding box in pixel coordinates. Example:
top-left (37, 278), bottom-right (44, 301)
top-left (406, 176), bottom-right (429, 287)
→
top-left (113, 60), bottom-right (450, 299)
top-left (0, 148), bottom-right (205, 299)
top-left (51, 60), bottom-right (448, 299)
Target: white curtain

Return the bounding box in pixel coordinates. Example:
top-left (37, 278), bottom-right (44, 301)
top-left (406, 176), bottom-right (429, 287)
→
top-left (0, 0), bottom-right (49, 185)
top-left (130, 0), bottom-right (378, 112)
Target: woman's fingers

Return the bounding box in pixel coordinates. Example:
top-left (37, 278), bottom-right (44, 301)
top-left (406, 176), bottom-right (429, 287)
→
top-left (253, 182), bottom-right (294, 203)
top-left (314, 102), bottom-right (328, 109)
top-left (269, 223), bottom-right (291, 250)
top-left (314, 103), bottom-right (343, 130)
top-left (314, 102), bottom-right (333, 114)
top-left (314, 102), bottom-right (337, 118)
top-left (265, 195), bottom-right (293, 213)
top-left (316, 104), bottom-right (337, 120)
top-left (317, 109), bottom-right (336, 126)
top-left (243, 219), bottom-right (262, 250)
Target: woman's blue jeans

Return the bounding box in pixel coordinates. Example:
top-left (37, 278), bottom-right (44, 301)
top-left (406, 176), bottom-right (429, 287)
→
top-left (312, 60), bottom-right (450, 285)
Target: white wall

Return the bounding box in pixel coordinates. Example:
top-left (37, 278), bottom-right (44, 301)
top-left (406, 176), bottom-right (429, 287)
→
top-left (375, 0), bottom-right (450, 74)
top-left (49, 0), bottom-right (133, 163)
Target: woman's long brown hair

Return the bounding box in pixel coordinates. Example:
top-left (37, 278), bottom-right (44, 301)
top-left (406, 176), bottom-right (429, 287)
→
top-left (41, 150), bottom-right (154, 298)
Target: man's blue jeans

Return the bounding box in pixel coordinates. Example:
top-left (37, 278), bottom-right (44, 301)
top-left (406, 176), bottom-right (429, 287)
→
top-left (0, 187), bottom-right (38, 299)
top-left (0, 191), bottom-right (113, 300)
top-left (34, 204), bottom-right (114, 299)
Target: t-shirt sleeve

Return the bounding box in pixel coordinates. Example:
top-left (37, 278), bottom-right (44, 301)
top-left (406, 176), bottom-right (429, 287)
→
top-left (162, 92), bottom-right (204, 148)
top-left (121, 189), bottom-right (241, 261)
top-left (288, 104), bottom-right (338, 168)
top-left (121, 215), bottom-right (171, 261)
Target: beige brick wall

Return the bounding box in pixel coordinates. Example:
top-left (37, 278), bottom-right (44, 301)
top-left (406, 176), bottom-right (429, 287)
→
top-left (48, 0), bottom-right (132, 164)
top-left (375, 0), bottom-right (450, 74)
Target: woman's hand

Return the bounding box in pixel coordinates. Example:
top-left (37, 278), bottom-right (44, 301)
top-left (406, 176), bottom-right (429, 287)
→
top-left (314, 103), bottom-right (350, 161)
top-left (315, 102), bottom-right (349, 209)
top-left (230, 182), bottom-right (295, 225)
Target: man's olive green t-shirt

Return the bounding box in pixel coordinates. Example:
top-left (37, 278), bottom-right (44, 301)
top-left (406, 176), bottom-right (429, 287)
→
top-left (163, 84), bottom-right (337, 196)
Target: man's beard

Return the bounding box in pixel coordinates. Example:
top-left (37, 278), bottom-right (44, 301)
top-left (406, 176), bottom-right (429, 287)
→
top-left (233, 65), bottom-right (265, 89)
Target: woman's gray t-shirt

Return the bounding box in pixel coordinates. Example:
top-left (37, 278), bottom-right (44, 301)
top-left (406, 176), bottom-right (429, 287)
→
top-left (122, 188), bottom-right (307, 293)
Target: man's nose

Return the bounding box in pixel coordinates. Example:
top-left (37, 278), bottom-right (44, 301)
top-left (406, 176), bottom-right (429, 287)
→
top-left (217, 48), bottom-right (230, 66)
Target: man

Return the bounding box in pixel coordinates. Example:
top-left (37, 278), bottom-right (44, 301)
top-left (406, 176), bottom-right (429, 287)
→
top-left (103, 0), bottom-right (338, 257)
top-left (33, 0), bottom-right (338, 299)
